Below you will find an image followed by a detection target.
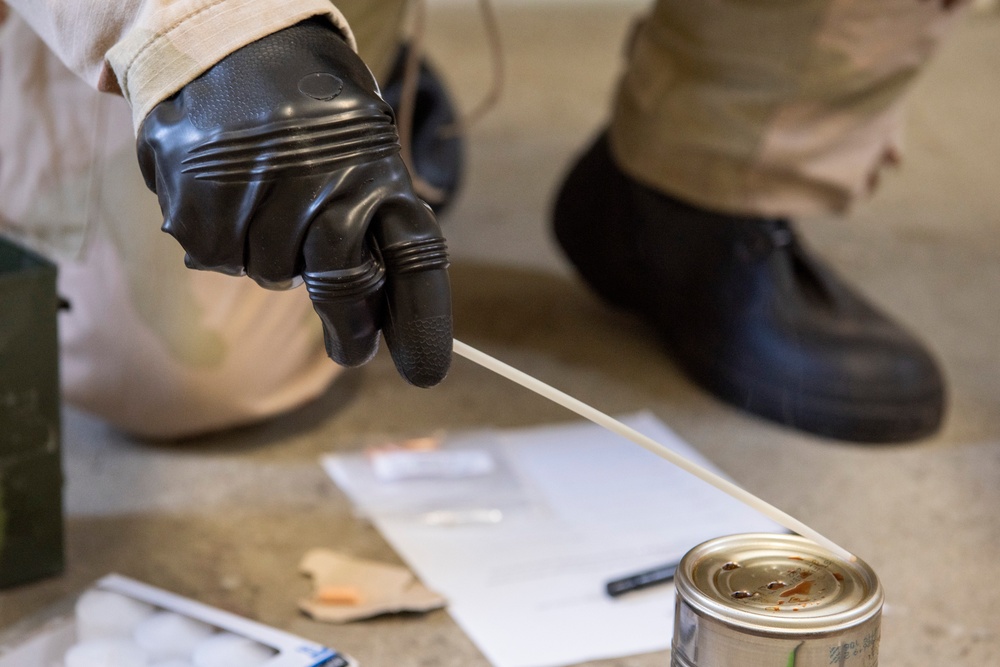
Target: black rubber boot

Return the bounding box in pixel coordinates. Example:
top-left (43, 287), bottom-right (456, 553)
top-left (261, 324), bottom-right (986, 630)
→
top-left (381, 45), bottom-right (464, 215)
top-left (552, 133), bottom-right (945, 443)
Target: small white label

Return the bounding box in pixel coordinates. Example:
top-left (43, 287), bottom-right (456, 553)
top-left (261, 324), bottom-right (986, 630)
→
top-left (370, 449), bottom-right (495, 481)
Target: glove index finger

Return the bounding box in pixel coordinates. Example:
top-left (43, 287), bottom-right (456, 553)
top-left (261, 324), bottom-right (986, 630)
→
top-left (372, 198), bottom-right (453, 387)
top-left (303, 208), bottom-right (385, 368)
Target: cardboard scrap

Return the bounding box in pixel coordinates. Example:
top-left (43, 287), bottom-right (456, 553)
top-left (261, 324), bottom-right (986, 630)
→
top-left (298, 549), bottom-right (446, 623)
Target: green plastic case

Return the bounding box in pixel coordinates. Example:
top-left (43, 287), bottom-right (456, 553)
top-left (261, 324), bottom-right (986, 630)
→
top-left (0, 236), bottom-right (63, 588)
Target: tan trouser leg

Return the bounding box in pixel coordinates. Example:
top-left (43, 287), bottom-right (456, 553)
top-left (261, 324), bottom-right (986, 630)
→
top-left (610, 0), bottom-right (966, 217)
top-left (52, 80), bottom-right (340, 440)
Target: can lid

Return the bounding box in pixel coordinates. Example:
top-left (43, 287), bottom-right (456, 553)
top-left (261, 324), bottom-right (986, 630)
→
top-left (676, 533), bottom-right (883, 635)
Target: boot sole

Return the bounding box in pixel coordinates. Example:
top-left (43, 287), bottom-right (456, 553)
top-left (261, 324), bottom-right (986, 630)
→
top-left (675, 350), bottom-right (945, 443)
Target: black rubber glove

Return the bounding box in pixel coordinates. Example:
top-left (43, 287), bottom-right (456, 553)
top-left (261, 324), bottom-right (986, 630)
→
top-left (136, 18), bottom-right (451, 387)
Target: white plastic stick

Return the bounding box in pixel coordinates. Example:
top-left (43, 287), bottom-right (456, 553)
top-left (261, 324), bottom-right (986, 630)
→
top-left (452, 339), bottom-right (855, 563)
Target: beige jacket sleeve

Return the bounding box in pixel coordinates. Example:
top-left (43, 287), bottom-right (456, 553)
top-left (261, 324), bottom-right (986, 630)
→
top-left (3, 0), bottom-right (357, 130)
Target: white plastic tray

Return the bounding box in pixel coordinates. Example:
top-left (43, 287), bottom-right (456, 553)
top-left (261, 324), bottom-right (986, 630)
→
top-left (0, 574), bottom-right (356, 667)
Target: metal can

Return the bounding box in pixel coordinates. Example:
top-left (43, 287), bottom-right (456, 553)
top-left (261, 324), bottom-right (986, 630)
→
top-left (671, 533), bottom-right (883, 667)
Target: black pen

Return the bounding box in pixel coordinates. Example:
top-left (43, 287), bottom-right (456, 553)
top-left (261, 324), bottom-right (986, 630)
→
top-left (605, 561), bottom-right (680, 597)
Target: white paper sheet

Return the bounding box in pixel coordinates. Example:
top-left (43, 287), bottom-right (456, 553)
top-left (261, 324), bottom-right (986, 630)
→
top-left (323, 413), bottom-right (783, 667)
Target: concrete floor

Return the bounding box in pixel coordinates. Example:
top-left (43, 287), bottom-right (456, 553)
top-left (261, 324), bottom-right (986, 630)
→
top-left (3, 3), bottom-right (1000, 666)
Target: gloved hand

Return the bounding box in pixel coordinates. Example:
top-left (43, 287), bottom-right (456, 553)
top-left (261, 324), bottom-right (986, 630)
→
top-left (136, 18), bottom-right (451, 387)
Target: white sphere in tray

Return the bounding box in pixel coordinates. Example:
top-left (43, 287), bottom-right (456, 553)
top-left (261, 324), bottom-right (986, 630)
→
top-left (134, 611), bottom-right (215, 660)
top-left (75, 590), bottom-right (157, 641)
top-left (64, 638), bottom-right (150, 667)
